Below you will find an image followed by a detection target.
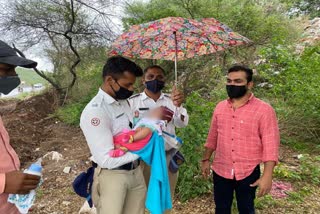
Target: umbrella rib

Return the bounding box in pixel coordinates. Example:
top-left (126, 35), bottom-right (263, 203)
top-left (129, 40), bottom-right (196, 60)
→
top-left (206, 36), bottom-right (220, 50)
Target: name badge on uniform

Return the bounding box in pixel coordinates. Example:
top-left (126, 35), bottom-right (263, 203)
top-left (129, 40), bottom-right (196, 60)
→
top-left (116, 113), bottom-right (124, 118)
top-left (139, 107), bottom-right (149, 111)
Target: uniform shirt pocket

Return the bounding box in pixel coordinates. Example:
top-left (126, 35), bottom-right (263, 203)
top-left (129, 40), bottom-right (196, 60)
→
top-left (112, 112), bottom-right (130, 135)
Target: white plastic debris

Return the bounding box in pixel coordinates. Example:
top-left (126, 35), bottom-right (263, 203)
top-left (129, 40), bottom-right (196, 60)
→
top-left (79, 200), bottom-right (97, 214)
top-left (63, 166), bottom-right (71, 174)
top-left (297, 154), bottom-right (303, 159)
top-left (42, 151), bottom-right (63, 162)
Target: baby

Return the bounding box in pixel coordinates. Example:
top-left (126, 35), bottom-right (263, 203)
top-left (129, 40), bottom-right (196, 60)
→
top-left (109, 107), bottom-right (167, 157)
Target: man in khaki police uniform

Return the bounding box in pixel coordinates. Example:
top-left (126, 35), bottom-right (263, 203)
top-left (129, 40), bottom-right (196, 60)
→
top-left (80, 56), bottom-right (146, 214)
top-left (128, 65), bottom-right (189, 208)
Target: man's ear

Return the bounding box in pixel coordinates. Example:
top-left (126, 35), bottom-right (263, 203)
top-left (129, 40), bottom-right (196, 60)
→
top-left (141, 76), bottom-right (146, 85)
top-left (248, 81), bottom-right (254, 90)
top-left (104, 76), bottom-right (114, 84)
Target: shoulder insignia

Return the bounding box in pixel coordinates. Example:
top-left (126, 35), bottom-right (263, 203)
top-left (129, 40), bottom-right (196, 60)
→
top-left (129, 93), bottom-right (141, 99)
top-left (164, 94), bottom-right (171, 98)
top-left (116, 113), bottom-right (124, 118)
top-left (91, 102), bottom-right (99, 107)
top-left (91, 118), bottom-right (100, 126)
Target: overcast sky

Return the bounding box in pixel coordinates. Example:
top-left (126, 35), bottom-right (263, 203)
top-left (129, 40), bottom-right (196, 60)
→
top-left (0, 0), bottom-right (128, 71)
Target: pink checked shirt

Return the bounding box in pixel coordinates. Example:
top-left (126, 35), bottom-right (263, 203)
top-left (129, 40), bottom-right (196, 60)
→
top-left (205, 94), bottom-right (280, 180)
top-left (0, 116), bottom-right (20, 213)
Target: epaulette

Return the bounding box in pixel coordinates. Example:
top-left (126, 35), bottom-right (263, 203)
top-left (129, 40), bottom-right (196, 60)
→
top-left (164, 93), bottom-right (171, 98)
top-left (129, 93), bottom-right (141, 99)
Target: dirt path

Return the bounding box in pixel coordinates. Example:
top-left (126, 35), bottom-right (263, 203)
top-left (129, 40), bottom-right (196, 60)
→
top-left (1, 93), bottom-right (320, 214)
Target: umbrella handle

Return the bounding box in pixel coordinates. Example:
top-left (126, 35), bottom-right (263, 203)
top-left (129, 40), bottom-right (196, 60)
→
top-left (173, 32), bottom-right (181, 115)
top-left (174, 31), bottom-right (178, 85)
top-left (174, 56), bottom-right (177, 86)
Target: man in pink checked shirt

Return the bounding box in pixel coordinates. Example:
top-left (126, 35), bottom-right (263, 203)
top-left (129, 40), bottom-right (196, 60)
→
top-left (0, 40), bottom-right (40, 213)
top-left (201, 65), bottom-right (280, 214)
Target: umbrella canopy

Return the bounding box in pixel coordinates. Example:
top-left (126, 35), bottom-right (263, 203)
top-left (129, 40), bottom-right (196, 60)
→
top-left (110, 17), bottom-right (251, 81)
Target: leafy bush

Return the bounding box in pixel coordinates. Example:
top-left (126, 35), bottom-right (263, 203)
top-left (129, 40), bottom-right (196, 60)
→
top-left (274, 163), bottom-right (302, 181)
top-left (256, 44), bottom-right (320, 144)
top-left (274, 155), bottom-right (320, 185)
top-left (176, 88), bottom-right (226, 201)
top-left (298, 155), bottom-right (320, 185)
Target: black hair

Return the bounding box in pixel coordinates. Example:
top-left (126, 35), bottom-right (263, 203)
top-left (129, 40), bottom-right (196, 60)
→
top-left (102, 56), bottom-right (143, 79)
top-left (144, 65), bottom-right (165, 74)
top-left (228, 65), bottom-right (253, 82)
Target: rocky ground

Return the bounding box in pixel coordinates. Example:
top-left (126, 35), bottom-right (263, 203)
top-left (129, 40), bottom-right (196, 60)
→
top-left (1, 92), bottom-right (319, 214)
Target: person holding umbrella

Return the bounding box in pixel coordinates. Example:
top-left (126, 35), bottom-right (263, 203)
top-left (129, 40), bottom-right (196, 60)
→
top-left (129, 65), bottom-right (189, 209)
top-left (0, 40), bottom-right (41, 213)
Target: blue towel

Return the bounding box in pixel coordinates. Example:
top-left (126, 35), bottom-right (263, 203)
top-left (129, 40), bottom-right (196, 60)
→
top-left (132, 132), bottom-right (172, 214)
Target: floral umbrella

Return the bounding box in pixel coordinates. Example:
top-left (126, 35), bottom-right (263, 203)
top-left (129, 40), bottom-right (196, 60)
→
top-left (110, 17), bottom-right (251, 82)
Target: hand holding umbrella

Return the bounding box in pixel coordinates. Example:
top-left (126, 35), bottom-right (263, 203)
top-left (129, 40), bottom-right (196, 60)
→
top-left (171, 85), bottom-right (184, 107)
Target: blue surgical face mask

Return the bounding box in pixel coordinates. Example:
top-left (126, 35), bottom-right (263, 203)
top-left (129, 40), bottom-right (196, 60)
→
top-left (0, 76), bottom-right (21, 95)
top-left (145, 79), bottom-right (165, 93)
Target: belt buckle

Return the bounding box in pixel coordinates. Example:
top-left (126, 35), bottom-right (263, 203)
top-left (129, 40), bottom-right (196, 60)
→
top-left (132, 160), bottom-right (139, 169)
top-left (129, 162), bottom-right (133, 170)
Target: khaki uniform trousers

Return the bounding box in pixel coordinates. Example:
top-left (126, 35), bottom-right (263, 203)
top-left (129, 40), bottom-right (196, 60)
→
top-left (141, 152), bottom-right (178, 214)
top-left (92, 165), bottom-right (146, 214)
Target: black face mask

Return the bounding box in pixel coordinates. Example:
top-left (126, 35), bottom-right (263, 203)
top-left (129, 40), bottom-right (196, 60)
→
top-left (111, 81), bottom-right (133, 100)
top-left (226, 85), bottom-right (247, 99)
top-left (145, 79), bottom-right (165, 93)
top-left (0, 76), bottom-right (21, 95)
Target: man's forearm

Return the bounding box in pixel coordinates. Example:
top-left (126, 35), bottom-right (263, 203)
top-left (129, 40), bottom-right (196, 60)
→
top-left (262, 161), bottom-right (276, 177)
top-left (0, 173), bottom-right (5, 194)
top-left (202, 147), bottom-right (214, 161)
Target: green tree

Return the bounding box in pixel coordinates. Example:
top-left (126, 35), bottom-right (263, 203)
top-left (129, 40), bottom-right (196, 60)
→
top-left (0, 0), bottom-right (117, 99)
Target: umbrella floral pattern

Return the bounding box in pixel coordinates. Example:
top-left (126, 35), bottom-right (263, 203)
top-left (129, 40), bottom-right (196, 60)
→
top-left (110, 17), bottom-right (251, 61)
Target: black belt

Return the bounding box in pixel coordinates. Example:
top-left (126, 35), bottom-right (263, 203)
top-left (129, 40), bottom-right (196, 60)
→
top-left (92, 161), bottom-right (98, 168)
top-left (112, 160), bottom-right (140, 170)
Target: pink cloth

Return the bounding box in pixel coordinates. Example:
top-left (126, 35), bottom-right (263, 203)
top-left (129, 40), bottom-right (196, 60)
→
top-left (270, 180), bottom-right (293, 198)
top-left (0, 116), bottom-right (20, 214)
top-left (113, 130), bottom-right (152, 151)
top-left (205, 94), bottom-right (280, 180)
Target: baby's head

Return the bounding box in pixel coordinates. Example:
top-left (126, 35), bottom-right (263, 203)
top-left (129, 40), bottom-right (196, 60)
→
top-left (148, 107), bottom-right (163, 119)
top-left (148, 106), bottom-right (174, 122)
